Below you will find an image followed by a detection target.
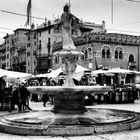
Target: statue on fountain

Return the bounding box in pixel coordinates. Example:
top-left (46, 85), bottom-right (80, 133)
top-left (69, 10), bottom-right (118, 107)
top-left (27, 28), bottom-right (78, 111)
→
top-left (55, 3), bottom-right (81, 86)
top-left (60, 3), bottom-right (76, 50)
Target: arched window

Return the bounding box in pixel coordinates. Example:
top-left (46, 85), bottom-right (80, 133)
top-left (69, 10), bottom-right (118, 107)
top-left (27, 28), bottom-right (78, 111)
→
top-left (129, 54), bottom-right (134, 62)
top-left (115, 50), bottom-right (118, 59)
top-left (85, 50), bottom-right (88, 59)
top-left (107, 49), bottom-right (110, 58)
top-left (119, 51), bottom-right (123, 59)
top-left (88, 47), bottom-right (92, 59)
top-left (102, 49), bottom-right (105, 58)
top-left (55, 56), bottom-right (58, 63)
top-left (115, 47), bottom-right (123, 59)
top-left (81, 50), bottom-right (84, 59)
top-left (102, 45), bottom-right (111, 58)
top-left (54, 56), bottom-right (59, 64)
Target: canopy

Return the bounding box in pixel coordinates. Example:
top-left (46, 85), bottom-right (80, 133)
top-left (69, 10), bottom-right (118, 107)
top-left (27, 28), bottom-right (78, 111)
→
top-left (36, 65), bottom-right (89, 81)
top-left (92, 69), bottom-right (110, 75)
top-left (0, 68), bottom-right (32, 81)
top-left (92, 68), bottom-right (140, 76)
top-left (106, 68), bottom-right (135, 74)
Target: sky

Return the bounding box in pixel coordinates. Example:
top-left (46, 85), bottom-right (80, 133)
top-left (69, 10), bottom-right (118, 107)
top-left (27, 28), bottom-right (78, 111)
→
top-left (0, 0), bottom-right (140, 43)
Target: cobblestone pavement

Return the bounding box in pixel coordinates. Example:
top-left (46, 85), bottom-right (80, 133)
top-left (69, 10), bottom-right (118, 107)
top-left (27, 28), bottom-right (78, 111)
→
top-left (1, 100), bottom-right (140, 140)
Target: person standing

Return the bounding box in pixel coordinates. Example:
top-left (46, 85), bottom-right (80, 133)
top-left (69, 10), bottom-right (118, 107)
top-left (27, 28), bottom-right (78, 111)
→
top-left (19, 83), bottom-right (32, 111)
top-left (0, 76), bottom-right (6, 104)
top-left (10, 85), bottom-right (21, 112)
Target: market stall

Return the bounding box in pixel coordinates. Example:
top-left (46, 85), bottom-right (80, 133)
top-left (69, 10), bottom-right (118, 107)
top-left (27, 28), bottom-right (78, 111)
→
top-left (0, 69), bottom-right (33, 111)
top-left (90, 68), bottom-right (140, 104)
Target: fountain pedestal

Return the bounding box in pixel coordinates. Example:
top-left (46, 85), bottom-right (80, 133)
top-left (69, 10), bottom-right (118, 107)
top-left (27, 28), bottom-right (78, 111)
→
top-left (52, 50), bottom-right (86, 114)
top-left (49, 88), bottom-right (86, 114)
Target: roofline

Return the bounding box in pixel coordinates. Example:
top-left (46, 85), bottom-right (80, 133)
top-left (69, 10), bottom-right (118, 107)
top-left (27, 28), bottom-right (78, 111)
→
top-left (35, 24), bottom-right (56, 32)
top-left (14, 28), bottom-right (30, 32)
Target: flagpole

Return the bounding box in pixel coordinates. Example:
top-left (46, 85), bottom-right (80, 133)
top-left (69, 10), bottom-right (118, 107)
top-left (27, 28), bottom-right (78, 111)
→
top-left (111, 0), bottom-right (113, 24)
top-left (30, 0), bottom-right (32, 27)
top-left (25, 0), bottom-right (32, 27)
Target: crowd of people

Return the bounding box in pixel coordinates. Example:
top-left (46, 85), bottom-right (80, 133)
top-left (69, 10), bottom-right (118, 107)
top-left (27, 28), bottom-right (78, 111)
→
top-left (0, 76), bottom-right (32, 112)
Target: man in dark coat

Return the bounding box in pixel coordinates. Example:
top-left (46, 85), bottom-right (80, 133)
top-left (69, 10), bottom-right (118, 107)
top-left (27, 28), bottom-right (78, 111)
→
top-left (19, 83), bottom-right (32, 111)
top-left (10, 85), bottom-right (21, 112)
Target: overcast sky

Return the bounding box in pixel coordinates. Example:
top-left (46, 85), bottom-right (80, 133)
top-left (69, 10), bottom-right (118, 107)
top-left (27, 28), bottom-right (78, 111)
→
top-left (0, 0), bottom-right (140, 42)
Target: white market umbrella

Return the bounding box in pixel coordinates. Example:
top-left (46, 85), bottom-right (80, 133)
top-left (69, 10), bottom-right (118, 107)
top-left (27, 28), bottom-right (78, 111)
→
top-left (74, 65), bottom-right (89, 73)
top-left (47, 67), bottom-right (63, 78)
top-left (0, 69), bottom-right (6, 77)
top-left (0, 68), bottom-right (32, 81)
top-left (106, 68), bottom-right (135, 74)
top-left (73, 65), bottom-right (89, 81)
top-left (36, 65), bottom-right (89, 81)
top-left (91, 69), bottom-right (111, 75)
top-left (92, 68), bottom-right (136, 76)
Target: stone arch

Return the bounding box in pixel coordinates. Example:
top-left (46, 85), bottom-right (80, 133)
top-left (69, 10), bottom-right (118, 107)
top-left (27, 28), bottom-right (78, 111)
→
top-left (102, 45), bottom-right (111, 58)
top-left (129, 54), bottom-right (135, 62)
top-left (115, 47), bottom-right (123, 59)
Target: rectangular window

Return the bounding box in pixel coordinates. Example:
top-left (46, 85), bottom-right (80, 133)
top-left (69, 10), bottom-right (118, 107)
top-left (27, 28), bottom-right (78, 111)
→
top-left (27, 43), bottom-right (30, 47)
top-left (33, 51), bottom-right (37, 56)
top-left (7, 54), bottom-right (9, 59)
top-left (7, 46), bottom-right (9, 51)
top-left (12, 39), bottom-right (14, 45)
top-left (39, 40), bottom-right (41, 49)
top-left (48, 28), bottom-right (51, 34)
top-left (28, 35), bottom-right (30, 40)
top-left (34, 33), bottom-right (36, 39)
top-left (34, 60), bottom-right (36, 65)
top-left (27, 52), bottom-right (30, 57)
top-left (34, 41), bottom-right (36, 45)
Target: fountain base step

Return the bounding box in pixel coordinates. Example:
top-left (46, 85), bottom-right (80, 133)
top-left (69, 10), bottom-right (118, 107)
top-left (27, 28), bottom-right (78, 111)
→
top-left (0, 108), bottom-right (140, 136)
top-left (52, 107), bottom-right (87, 114)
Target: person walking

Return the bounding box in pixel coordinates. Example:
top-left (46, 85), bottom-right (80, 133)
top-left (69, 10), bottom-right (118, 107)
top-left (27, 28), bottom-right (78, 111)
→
top-left (10, 85), bottom-right (21, 112)
top-left (42, 94), bottom-right (49, 107)
top-left (19, 83), bottom-right (32, 111)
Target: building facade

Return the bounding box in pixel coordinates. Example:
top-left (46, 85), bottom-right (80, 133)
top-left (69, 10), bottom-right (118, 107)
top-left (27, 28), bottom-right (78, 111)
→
top-left (0, 43), bottom-right (6, 69)
top-left (3, 33), bottom-right (15, 70)
top-left (2, 28), bottom-right (30, 72)
top-left (52, 32), bottom-right (140, 71)
top-left (26, 24), bottom-right (37, 74)
top-left (1, 18), bottom-right (140, 74)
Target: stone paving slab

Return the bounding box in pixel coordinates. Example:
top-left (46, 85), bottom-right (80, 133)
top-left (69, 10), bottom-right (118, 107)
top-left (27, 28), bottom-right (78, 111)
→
top-left (0, 100), bottom-right (140, 139)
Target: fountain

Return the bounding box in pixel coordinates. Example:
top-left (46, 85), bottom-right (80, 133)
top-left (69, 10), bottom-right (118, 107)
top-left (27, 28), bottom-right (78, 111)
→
top-left (0, 4), bottom-right (140, 136)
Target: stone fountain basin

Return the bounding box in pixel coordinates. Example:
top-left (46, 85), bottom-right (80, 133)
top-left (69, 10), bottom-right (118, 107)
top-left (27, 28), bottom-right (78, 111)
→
top-left (27, 85), bottom-right (113, 114)
top-left (0, 108), bottom-right (140, 136)
top-left (27, 85), bottom-right (113, 95)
